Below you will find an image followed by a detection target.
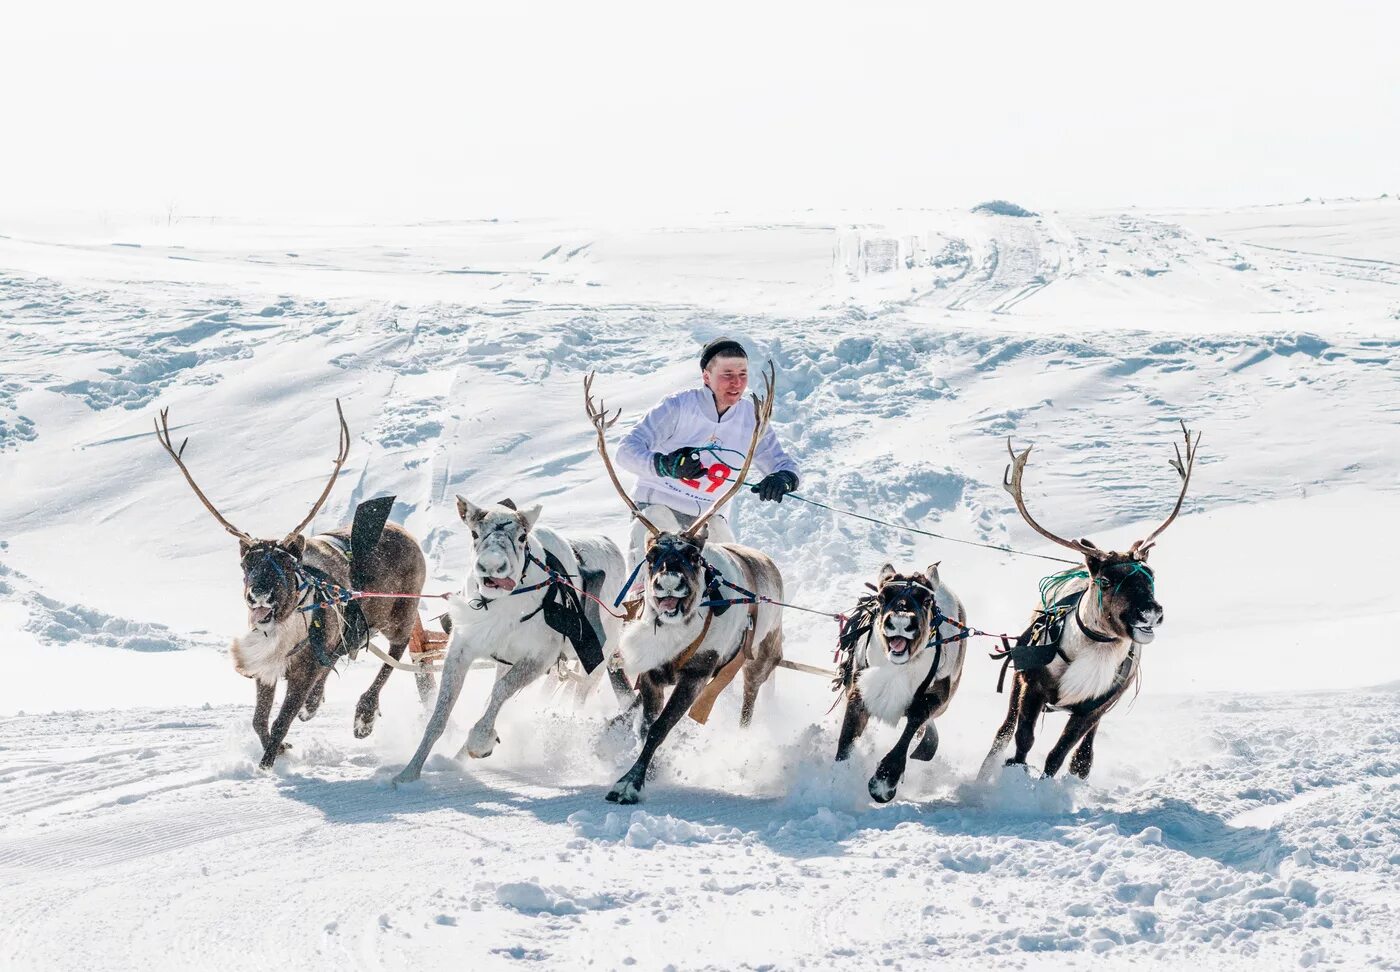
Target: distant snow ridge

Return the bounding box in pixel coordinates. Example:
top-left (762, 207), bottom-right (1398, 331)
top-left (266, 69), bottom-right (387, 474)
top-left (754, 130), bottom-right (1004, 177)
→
top-left (2, 560), bottom-right (210, 652)
top-left (24, 590), bottom-right (194, 652)
top-left (973, 199), bottom-right (1039, 218)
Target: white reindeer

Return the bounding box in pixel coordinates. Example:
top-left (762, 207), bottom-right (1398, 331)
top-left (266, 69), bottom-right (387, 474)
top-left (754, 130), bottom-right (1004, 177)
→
top-left (393, 498), bottom-right (628, 784)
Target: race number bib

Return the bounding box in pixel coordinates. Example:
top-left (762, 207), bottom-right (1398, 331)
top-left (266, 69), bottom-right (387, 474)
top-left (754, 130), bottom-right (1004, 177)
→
top-left (678, 444), bottom-right (745, 494)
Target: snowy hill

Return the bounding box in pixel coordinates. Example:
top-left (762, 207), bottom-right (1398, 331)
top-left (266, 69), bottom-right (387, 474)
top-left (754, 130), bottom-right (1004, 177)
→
top-left (1, 199), bottom-right (1398, 968)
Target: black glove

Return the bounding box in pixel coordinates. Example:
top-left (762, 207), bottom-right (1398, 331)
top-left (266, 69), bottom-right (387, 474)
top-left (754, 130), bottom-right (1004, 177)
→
top-left (753, 470), bottom-right (798, 502)
top-left (653, 447), bottom-right (706, 480)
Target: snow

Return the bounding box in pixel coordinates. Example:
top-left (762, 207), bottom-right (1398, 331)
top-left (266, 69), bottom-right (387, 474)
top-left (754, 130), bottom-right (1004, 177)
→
top-left (1, 199), bottom-right (1398, 968)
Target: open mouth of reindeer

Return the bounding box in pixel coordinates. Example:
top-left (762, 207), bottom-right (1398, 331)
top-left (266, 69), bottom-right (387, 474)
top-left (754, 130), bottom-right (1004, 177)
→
top-left (480, 575), bottom-right (517, 593)
top-left (881, 616), bottom-right (920, 665)
top-left (650, 579), bottom-right (691, 619)
top-left (885, 635), bottom-right (912, 662)
top-left (250, 605), bottom-right (275, 626)
top-left (1128, 621), bottom-right (1156, 644)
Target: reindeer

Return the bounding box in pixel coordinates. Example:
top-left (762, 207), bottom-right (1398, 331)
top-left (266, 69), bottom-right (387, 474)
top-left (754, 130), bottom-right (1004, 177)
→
top-left (586, 364), bottom-right (785, 805)
top-left (834, 564), bottom-right (967, 803)
top-left (155, 403), bottom-right (432, 770)
top-left (392, 497), bottom-right (631, 784)
top-left (981, 421), bottom-right (1200, 780)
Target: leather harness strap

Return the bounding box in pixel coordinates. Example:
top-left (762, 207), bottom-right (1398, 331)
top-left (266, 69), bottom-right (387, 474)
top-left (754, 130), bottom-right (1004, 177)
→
top-left (670, 609), bottom-right (714, 672)
top-left (687, 561), bottom-right (762, 725)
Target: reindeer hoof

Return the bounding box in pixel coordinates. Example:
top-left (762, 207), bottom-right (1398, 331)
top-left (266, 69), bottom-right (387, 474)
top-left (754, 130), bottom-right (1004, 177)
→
top-left (463, 723), bottom-right (498, 759)
top-left (606, 779), bottom-right (643, 804)
top-left (868, 775), bottom-right (897, 804)
top-left (353, 699), bottom-right (379, 739)
top-left (392, 766), bottom-right (421, 785)
top-left (298, 703), bottom-right (321, 722)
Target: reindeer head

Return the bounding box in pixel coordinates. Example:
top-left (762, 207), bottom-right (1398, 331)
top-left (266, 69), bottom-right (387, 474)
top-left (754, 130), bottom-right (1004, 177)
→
top-left (237, 536), bottom-right (307, 628)
top-left (1004, 420), bottom-right (1199, 646)
top-left (154, 401), bottom-right (351, 630)
top-left (873, 563), bottom-right (942, 665)
top-left (583, 361), bottom-right (776, 626)
top-left (1083, 549), bottom-right (1163, 644)
top-left (456, 496), bottom-right (542, 602)
top-left (640, 531), bottom-right (710, 624)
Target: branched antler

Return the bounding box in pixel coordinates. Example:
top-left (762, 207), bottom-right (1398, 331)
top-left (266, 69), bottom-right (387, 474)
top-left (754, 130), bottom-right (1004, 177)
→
top-left (154, 407), bottom-right (252, 541)
top-left (283, 400), bottom-right (351, 543)
top-left (1131, 420), bottom-right (1201, 555)
top-left (584, 372), bottom-right (661, 535)
top-left (683, 359), bottom-right (777, 541)
top-left (1002, 439), bottom-right (1101, 558)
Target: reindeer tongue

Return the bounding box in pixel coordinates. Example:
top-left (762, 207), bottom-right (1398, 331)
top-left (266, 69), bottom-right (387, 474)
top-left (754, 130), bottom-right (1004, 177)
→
top-left (483, 576), bottom-right (517, 592)
top-left (658, 597), bottom-right (682, 613)
top-left (887, 637), bottom-right (910, 654)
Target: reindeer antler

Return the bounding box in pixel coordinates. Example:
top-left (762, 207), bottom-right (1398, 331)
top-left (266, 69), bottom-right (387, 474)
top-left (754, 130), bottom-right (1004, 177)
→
top-left (283, 399), bottom-right (351, 543)
top-left (584, 372), bottom-right (662, 536)
top-left (1003, 439), bottom-right (1101, 558)
top-left (1130, 420), bottom-right (1201, 555)
top-left (682, 359), bottom-right (777, 541)
top-left (154, 407), bottom-right (252, 542)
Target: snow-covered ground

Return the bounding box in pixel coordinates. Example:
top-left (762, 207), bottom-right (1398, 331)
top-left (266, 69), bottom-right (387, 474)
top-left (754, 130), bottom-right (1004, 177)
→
top-left (2, 198), bottom-right (1398, 969)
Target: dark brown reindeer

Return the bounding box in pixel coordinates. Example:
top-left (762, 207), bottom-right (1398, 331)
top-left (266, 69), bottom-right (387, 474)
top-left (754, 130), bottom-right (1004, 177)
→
top-left (155, 402), bottom-right (432, 769)
top-left (586, 365), bottom-right (785, 805)
top-left (981, 421), bottom-right (1200, 780)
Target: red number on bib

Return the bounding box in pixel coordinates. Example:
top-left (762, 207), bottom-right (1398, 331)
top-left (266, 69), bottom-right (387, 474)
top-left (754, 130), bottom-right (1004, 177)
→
top-left (705, 463), bottom-right (732, 493)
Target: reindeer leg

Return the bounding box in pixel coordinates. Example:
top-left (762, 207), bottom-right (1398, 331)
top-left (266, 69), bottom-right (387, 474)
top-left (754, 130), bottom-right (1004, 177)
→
top-left (979, 677), bottom-right (1023, 779)
top-left (834, 691), bottom-right (870, 762)
top-left (415, 670), bottom-right (437, 706)
top-left (253, 680), bottom-right (276, 750)
top-left (869, 691), bottom-right (939, 803)
top-left (456, 654), bottom-right (551, 760)
top-left (609, 669), bottom-right (639, 709)
top-left (607, 668), bottom-right (708, 805)
top-left (394, 630), bottom-right (474, 785)
top-left (1044, 712), bottom-right (1097, 778)
top-left (910, 722), bottom-right (940, 762)
top-left (298, 668), bottom-right (331, 722)
top-left (739, 631), bottom-right (781, 727)
top-left (260, 669), bottom-right (314, 770)
top-left (635, 671), bottom-right (667, 739)
top-left (1008, 683), bottom-right (1048, 768)
top-left (1070, 724), bottom-right (1099, 779)
top-left (354, 638), bottom-right (408, 739)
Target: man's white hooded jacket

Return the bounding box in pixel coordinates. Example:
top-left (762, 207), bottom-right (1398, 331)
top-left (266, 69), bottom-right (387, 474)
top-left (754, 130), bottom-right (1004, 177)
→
top-left (617, 388), bottom-right (800, 517)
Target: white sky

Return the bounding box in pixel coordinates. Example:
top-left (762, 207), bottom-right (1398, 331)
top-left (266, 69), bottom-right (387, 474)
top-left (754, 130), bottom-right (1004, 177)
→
top-left (2, 0), bottom-right (1397, 223)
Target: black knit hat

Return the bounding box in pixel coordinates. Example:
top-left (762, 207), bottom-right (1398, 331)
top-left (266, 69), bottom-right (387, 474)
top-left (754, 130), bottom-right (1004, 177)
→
top-left (700, 338), bottom-right (748, 371)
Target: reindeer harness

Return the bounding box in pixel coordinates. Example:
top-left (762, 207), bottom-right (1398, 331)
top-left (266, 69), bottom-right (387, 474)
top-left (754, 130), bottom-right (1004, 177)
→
top-left (990, 587), bottom-right (1137, 716)
top-left (832, 580), bottom-right (965, 703)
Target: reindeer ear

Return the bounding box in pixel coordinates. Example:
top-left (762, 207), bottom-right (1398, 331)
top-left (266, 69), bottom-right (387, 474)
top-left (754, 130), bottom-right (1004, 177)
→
top-left (456, 495), bottom-right (485, 524)
top-left (1084, 551), bottom-right (1107, 575)
top-left (285, 534), bottom-right (306, 560)
top-left (878, 563), bottom-right (896, 585)
top-left (518, 504), bottom-right (542, 530)
top-left (691, 523), bottom-right (710, 549)
top-left (925, 562), bottom-right (941, 586)
top-left (498, 498), bottom-right (517, 511)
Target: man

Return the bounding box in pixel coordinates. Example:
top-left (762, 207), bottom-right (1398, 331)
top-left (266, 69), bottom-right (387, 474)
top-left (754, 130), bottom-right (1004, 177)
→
top-left (617, 338), bottom-right (800, 573)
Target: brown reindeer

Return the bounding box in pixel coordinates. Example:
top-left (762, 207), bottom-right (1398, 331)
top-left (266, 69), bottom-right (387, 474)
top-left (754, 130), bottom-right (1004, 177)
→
top-left (155, 402), bottom-right (432, 769)
top-left (981, 421), bottom-right (1200, 780)
top-left (586, 365), bottom-right (785, 804)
